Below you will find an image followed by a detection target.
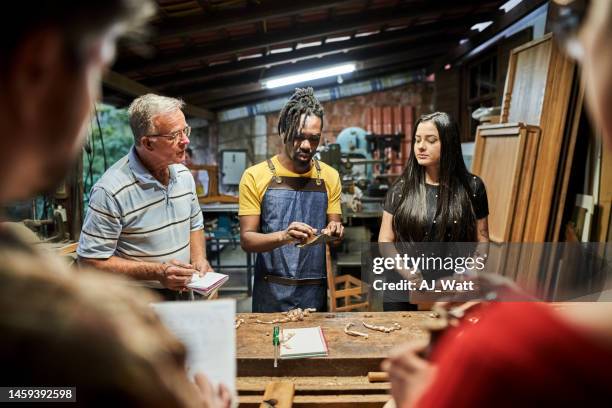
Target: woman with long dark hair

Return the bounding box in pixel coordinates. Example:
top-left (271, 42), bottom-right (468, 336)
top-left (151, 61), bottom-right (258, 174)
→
top-left (378, 112), bottom-right (489, 310)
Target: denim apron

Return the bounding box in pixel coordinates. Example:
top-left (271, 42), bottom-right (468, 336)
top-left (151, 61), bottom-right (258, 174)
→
top-left (252, 159), bottom-right (328, 312)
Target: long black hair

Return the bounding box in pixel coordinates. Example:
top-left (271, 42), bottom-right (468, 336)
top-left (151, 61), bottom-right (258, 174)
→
top-left (278, 87), bottom-right (324, 143)
top-left (392, 112), bottom-right (477, 242)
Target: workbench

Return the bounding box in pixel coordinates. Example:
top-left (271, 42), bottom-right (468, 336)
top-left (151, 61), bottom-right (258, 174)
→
top-left (236, 312), bottom-right (432, 407)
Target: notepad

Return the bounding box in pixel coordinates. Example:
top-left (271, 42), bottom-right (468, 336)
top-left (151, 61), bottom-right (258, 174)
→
top-left (152, 299), bottom-right (236, 394)
top-left (280, 326), bottom-right (328, 359)
top-left (187, 272), bottom-right (229, 296)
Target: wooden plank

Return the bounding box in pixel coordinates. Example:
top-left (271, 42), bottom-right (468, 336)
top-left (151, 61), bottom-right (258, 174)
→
top-left (335, 287), bottom-right (364, 298)
top-left (509, 126), bottom-right (541, 242)
top-left (259, 381), bottom-right (294, 408)
top-left (550, 79), bottom-right (584, 242)
top-left (367, 372), bottom-right (389, 383)
top-left (334, 303), bottom-right (369, 312)
top-left (500, 35), bottom-right (553, 123)
top-left (499, 34), bottom-right (576, 242)
top-left (472, 123), bottom-right (529, 242)
top-left (241, 394), bottom-right (390, 408)
top-left (238, 376), bottom-right (390, 393)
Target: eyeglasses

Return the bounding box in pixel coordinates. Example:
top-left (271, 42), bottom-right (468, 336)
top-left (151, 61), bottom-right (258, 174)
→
top-left (147, 125), bottom-right (191, 143)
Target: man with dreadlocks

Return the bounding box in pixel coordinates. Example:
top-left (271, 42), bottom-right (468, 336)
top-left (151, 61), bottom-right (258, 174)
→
top-left (239, 87), bottom-right (344, 312)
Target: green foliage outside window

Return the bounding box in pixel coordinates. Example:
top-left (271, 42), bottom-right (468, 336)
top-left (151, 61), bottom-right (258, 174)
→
top-left (83, 103), bottom-right (133, 207)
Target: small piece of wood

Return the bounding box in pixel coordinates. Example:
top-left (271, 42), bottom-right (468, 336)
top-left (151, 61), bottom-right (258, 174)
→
top-left (362, 321), bottom-right (401, 333)
top-left (367, 372), bottom-right (389, 383)
top-left (256, 308), bottom-right (316, 324)
top-left (259, 381), bottom-right (294, 408)
top-left (344, 322), bottom-right (369, 339)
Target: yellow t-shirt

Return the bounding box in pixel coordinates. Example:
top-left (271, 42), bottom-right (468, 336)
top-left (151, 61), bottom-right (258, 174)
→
top-left (239, 155), bottom-right (342, 216)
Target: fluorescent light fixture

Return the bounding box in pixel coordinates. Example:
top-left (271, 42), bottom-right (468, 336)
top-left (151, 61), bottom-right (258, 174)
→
top-left (499, 0), bottom-right (522, 13)
top-left (459, 38), bottom-right (469, 45)
top-left (237, 53), bottom-right (263, 61)
top-left (296, 41), bottom-right (322, 49)
top-left (209, 60), bottom-right (230, 67)
top-left (355, 30), bottom-right (380, 38)
top-left (386, 25), bottom-right (408, 32)
top-left (471, 21), bottom-right (493, 32)
top-left (269, 47), bottom-right (293, 54)
top-left (262, 63), bottom-right (356, 89)
top-left (326, 36), bottom-right (351, 43)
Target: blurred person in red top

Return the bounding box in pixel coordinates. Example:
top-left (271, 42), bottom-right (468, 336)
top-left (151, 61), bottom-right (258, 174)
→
top-left (382, 0), bottom-right (612, 406)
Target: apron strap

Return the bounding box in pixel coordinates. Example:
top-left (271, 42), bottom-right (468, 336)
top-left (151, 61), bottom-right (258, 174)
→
top-left (313, 159), bottom-right (322, 186)
top-left (266, 159), bottom-right (283, 184)
top-left (267, 158), bottom-right (323, 186)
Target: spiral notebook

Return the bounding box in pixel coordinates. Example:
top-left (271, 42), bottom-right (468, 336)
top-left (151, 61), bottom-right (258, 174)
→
top-left (280, 326), bottom-right (328, 359)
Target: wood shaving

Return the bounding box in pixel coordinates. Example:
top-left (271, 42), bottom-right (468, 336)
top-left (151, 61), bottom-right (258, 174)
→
top-left (362, 321), bottom-right (402, 333)
top-left (344, 322), bottom-right (369, 338)
top-left (255, 307), bottom-right (316, 324)
top-left (235, 318), bottom-right (245, 329)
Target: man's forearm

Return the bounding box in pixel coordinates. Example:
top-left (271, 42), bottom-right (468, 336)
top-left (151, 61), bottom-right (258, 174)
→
top-left (240, 230), bottom-right (291, 253)
top-left (78, 255), bottom-right (163, 281)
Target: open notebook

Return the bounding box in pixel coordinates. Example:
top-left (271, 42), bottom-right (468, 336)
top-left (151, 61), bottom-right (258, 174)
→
top-left (280, 327), bottom-right (328, 359)
top-left (187, 272), bottom-right (229, 296)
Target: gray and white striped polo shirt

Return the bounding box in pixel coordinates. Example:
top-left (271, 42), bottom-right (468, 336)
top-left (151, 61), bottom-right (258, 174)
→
top-left (77, 147), bottom-right (204, 285)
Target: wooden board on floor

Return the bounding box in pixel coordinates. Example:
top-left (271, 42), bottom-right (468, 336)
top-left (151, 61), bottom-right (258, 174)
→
top-left (500, 33), bottom-right (576, 242)
top-left (472, 123), bottom-right (541, 243)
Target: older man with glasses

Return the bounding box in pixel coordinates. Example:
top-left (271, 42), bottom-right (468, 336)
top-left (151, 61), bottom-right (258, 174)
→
top-left (78, 93), bottom-right (213, 300)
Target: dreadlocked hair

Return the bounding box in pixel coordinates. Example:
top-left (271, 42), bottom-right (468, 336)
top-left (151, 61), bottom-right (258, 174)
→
top-left (278, 87), bottom-right (324, 144)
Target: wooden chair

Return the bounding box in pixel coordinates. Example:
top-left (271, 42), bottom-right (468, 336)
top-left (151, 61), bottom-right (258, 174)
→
top-left (326, 244), bottom-right (370, 312)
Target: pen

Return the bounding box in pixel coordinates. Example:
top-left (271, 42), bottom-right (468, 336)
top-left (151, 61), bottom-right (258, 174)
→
top-left (273, 325), bottom-right (280, 368)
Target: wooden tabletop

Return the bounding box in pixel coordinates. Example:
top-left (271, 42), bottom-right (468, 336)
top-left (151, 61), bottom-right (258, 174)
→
top-left (236, 312), bottom-right (431, 377)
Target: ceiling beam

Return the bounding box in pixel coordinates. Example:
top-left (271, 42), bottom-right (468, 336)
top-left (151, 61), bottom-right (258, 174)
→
top-left (184, 44), bottom-right (447, 105)
top-left (200, 60), bottom-right (433, 110)
top-left (117, 1), bottom-right (481, 75)
top-left (144, 20), bottom-right (471, 90)
top-left (103, 71), bottom-right (216, 121)
top-left (157, 0), bottom-right (355, 40)
top-left (167, 38), bottom-right (453, 99)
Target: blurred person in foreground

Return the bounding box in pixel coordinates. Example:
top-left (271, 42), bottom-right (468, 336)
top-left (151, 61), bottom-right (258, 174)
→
top-left (0, 1), bottom-right (229, 406)
top-left (382, 0), bottom-right (612, 406)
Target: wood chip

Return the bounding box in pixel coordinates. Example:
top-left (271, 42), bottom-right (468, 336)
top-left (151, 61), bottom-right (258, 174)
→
top-left (362, 321), bottom-right (402, 333)
top-left (344, 322), bottom-right (369, 339)
top-left (255, 308), bottom-right (316, 324)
